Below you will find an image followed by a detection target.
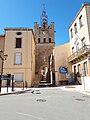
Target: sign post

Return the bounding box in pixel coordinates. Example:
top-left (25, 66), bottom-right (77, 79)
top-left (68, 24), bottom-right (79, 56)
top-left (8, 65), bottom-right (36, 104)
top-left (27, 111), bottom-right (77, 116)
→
top-left (0, 74), bottom-right (14, 94)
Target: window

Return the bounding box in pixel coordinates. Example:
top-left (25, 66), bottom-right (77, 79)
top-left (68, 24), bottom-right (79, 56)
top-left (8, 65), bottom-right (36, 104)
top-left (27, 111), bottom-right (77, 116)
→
top-left (74, 66), bottom-right (76, 74)
top-left (72, 47), bottom-right (74, 53)
top-left (76, 42), bottom-right (79, 51)
top-left (74, 23), bottom-right (77, 34)
top-left (83, 62), bottom-right (88, 76)
top-left (81, 37), bottom-right (85, 47)
top-left (43, 38), bottom-right (46, 43)
top-left (70, 29), bottom-right (73, 38)
top-left (14, 53), bottom-right (22, 65)
top-left (15, 38), bottom-right (22, 48)
top-left (16, 32), bottom-right (22, 35)
top-left (38, 38), bottom-right (40, 43)
top-left (78, 64), bottom-right (81, 75)
top-left (14, 73), bottom-right (23, 82)
top-left (79, 15), bottom-right (83, 28)
top-left (49, 38), bottom-right (51, 43)
top-left (43, 23), bottom-right (45, 29)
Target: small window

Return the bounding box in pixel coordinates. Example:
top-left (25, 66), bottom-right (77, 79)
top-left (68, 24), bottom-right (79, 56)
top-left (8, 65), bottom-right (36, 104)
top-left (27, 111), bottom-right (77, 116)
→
top-left (76, 42), bottom-right (79, 51)
top-left (72, 47), bottom-right (74, 53)
top-left (49, 38), bottom-right (51, 43)
top-left (15, 38), bottom-right (22, 48)
top-left (74, 23), bottom-right (78, 34)
top-left (81, 37), bottom-right (85, 47)
top-left (38, 38), bottom-right (40, 43)
top-left (70, 29), bottom-right (73, 38)
top-left (16, 32), bottom-right (22, 35)
top-left (43, 38), bottom-right (46, 43)
top-left (14, 53), bottom-right (22, 65)
top-left (79, 15), bottom-right (83, 28)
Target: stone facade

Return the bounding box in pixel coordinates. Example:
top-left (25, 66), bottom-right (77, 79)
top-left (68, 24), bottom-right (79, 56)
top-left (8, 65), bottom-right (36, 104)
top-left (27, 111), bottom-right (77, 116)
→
top-left (34, 6), bottom-right (55, 84)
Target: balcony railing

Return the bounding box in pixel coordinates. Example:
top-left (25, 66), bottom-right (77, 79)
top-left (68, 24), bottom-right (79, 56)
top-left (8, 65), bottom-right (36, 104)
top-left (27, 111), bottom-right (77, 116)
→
top-left (68, 45), bottom-right (90, 62)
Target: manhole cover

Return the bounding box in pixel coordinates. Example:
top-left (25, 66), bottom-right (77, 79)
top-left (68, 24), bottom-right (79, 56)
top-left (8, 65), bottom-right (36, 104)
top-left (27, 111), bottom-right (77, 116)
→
top-left (75, 98), bottom-right (85, 101)
top-left (82, 96), bottom-right (90, 98)
top-left (36, 99), bottom-right (46, 102)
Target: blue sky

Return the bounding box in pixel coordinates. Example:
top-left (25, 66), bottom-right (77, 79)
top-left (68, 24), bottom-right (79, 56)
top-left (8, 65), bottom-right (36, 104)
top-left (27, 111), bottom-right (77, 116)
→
top-left (0, 0), bottom-right (90, 46)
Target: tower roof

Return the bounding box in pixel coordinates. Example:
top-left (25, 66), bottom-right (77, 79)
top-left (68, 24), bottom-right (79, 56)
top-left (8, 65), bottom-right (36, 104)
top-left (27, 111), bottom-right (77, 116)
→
top-left (40, 4), bottom-right (48, 24)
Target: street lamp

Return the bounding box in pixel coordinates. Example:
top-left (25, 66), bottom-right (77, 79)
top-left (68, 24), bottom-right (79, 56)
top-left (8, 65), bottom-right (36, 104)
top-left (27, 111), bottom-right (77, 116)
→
top-left (0, 49), bottom-right (8, 93)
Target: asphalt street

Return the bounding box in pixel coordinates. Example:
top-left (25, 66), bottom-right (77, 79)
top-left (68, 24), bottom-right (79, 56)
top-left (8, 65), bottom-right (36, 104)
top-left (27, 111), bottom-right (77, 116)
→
top-left (0, 88), bottom-right (90, 120)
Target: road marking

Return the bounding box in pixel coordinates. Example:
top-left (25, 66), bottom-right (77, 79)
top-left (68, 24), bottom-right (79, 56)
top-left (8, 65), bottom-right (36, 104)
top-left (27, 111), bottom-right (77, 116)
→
top-left (16, 112), bottom-right (46, 120)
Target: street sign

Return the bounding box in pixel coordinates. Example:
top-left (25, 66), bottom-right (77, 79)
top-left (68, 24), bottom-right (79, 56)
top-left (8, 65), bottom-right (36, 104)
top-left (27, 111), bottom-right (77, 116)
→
top-left (59, 67), bottom-right (68, 73)
top-left (0, 74), bottom-right (11, 80)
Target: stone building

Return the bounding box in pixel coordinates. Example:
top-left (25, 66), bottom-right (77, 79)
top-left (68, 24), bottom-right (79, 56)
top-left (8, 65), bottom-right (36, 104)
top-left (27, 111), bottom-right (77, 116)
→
top-left (34, 5), bottom-right (55, 86)
top-left (68, 2), bottom-right (90, 90)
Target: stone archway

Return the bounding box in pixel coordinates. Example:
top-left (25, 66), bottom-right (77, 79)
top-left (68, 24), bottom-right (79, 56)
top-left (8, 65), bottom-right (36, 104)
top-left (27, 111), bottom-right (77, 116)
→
top-left (38, 64), bottom-right (49, 82)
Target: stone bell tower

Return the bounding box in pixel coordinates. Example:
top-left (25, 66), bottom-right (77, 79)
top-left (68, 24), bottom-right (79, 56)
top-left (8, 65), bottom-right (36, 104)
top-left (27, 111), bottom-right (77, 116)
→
top-left (34, 5), bottom-right (55, 85)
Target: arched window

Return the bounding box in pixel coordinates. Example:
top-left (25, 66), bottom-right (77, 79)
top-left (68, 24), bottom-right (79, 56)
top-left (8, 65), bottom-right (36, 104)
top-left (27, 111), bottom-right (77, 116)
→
top-left (43, 23), bottom-right (45, 29)
top-left (38, 38), bottom-right (40, 43)
top-left (43, 38), bottom-right (46, 43)
top-left (49, 38), bottom-right (51, 43)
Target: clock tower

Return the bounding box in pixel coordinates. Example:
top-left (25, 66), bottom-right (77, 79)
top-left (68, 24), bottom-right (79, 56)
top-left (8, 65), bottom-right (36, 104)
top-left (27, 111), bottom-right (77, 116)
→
top-left (34, 5), bottom-right (55, 86)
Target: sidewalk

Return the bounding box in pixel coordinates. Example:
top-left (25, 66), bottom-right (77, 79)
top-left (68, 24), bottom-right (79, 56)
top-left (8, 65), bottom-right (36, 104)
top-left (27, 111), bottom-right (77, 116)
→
top-left (0, 87), bottom-right (31, 95)
top-left (0, 85), bottom-right (90, 96)
top-left (60, 85), bottom-right (90, 95)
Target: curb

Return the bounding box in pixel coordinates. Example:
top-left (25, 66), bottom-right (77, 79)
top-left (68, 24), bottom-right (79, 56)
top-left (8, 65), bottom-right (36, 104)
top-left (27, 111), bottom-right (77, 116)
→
top-left (0, 89), bottom-right (31, 96)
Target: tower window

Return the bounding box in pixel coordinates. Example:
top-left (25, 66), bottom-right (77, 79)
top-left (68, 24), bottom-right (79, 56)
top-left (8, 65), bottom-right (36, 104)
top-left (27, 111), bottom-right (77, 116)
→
top-left (49, 38), bottom-right (51, 43)
top-left (43, 38), bottom-right (46, 43)
top-left (43, 23), bottom-right (45, 29)
top-left (38, 38), bottom-right (40, 43)
top-left (15, 38), bottom-right (22, 48)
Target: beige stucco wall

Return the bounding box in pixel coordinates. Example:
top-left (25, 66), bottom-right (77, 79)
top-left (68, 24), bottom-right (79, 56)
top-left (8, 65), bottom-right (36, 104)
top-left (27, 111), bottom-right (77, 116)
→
top-left (0, 35), bottom-right (5, 73)
top-left (31, 34), bottom-right (35, 85)
top-left (3, 29), bottom-right (35, 87)
top-left (54, 42), bottom-right (71, 85)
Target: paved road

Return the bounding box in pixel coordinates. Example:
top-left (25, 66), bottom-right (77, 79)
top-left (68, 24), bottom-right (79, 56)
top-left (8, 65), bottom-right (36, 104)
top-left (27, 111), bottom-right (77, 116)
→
top-left (0, 88), bottom-right (90, 120)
